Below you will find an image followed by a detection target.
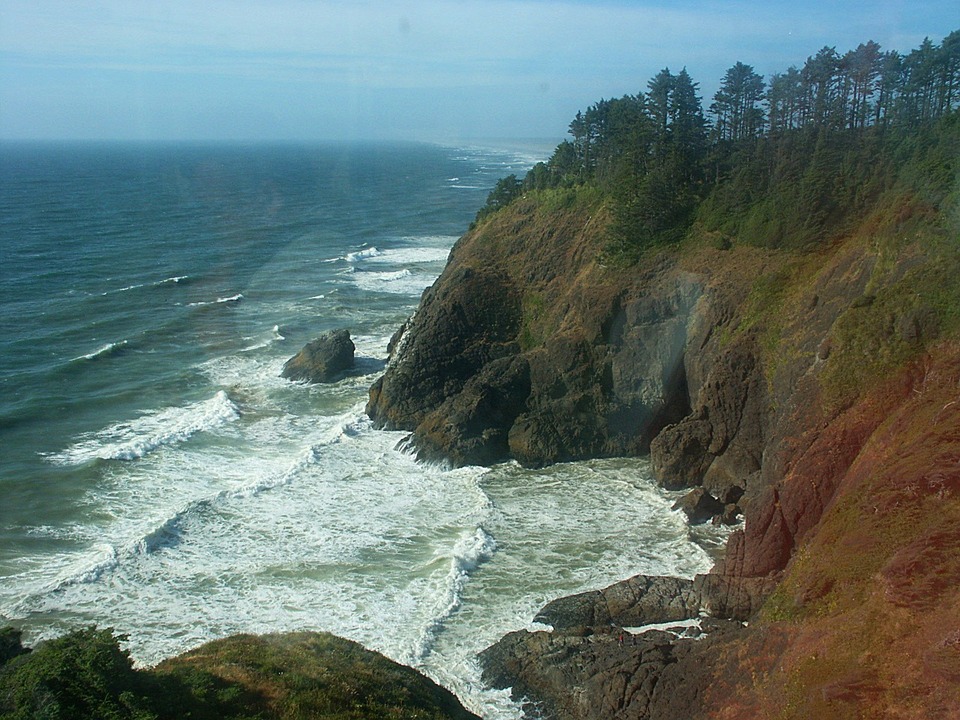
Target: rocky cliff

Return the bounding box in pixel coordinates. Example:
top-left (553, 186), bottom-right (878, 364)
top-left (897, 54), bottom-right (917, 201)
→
top-left (367, 181), bottom-right (960, 717)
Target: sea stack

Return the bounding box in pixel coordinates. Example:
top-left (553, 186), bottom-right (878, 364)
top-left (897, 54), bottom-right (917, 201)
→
top-left (281, 328), bottom-right (355, 383)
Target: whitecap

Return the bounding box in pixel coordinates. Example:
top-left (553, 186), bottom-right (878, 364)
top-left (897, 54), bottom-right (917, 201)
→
top-left (357, 245), bottom-right (452, 265)
top-left (44, 544), bottom-right (120, 594)
top-left (350, 268), bottom-right (433, 296)
top-left (72, 339), bottom-right (128, 362)
top-left (345, 247), bottom-right (382, 262)
top-left (239, 324), bottom-right (286, 352)
top-left (101, 283), bottom-right (146, 296)
top-left (188, 293), bottom-right (243, 307)
top-left (49, 390), bottom-right (240, 465)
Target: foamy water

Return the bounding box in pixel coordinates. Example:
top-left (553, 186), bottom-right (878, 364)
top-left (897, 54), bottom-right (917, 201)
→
top-left (0, 141), bottom-right (722, 719)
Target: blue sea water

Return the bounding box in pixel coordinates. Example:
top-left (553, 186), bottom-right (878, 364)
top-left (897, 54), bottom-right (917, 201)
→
top-left (0, 141), bottom-right (722, 718)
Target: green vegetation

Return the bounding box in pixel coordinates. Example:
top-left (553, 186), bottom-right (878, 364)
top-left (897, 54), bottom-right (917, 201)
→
top-left (0, 627), bottom-right (160, 720)
top-left (0, 628), bottom-right (477, 720)
top-left (477, 30), bottom-right (960, 258)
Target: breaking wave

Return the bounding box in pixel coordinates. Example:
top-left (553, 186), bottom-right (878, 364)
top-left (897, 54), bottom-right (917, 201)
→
top-left (49, 391), bottom-right (240, 465)
top-left (72, 339), bottom-right (129, 362)
top-left (409, 526), bottom-right (497, 664)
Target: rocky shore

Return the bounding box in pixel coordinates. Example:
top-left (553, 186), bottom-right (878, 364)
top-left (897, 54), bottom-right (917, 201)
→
top-left (367, 188), bottom-right (960, 718)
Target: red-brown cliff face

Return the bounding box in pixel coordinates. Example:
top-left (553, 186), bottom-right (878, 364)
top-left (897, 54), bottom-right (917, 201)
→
top-left (368, 174), bottom-right (960, 717)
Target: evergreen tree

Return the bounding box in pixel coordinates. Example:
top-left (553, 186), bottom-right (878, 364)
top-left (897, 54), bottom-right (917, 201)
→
top-left (712, 62), bottom-right (766, 142)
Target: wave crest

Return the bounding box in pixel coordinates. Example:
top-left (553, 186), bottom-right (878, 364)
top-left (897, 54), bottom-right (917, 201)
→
top-left (409, 526), bottom-right (497, 664)
top-left (72, 340), bottom-right (129, 362)
top-left (49, 391), bottom-right (240, 465)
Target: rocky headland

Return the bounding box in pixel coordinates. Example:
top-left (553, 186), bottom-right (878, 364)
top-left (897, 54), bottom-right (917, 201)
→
top-left (5, 33), bottom-right (956, 720)
top-left (366, 140), bottom-right (960, 716)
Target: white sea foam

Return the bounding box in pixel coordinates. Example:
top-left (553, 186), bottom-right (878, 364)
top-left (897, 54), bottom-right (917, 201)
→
top-left (344, 237), bottom-right (455, 267)
top-left (409, 526), bottom-right (497, 664)
top-left (240, 324), bottom-right (287, 352)
top-left (345, 246), bottom-right (383, 262)
top-left (158, 275), bottom-right (188, 285)
top-left (364, 246), bottom-right (452, 265)
top-left (73, 339), bottom-right (128, 362)
top-left (102, 283), bottom-right (147, 296)
top-left (623, 617), bottom-right (703, 638)
top-left (350, 268), bottom-right (436, 296)
top-left (49, 391), bottom-right (240, 465)
top-left (44, 544), bottom-right (120, 593)
top-left (188, 293), bottom-right (243, 307)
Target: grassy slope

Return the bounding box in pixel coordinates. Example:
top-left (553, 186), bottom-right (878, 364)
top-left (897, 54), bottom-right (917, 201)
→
top-left (0, 630), bottom-right (479, 720)
top-left (686, 183), bottom-right (960, 716)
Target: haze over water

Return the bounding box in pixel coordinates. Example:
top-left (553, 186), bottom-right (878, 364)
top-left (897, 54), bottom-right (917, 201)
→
top-left (0, 141), bottom-right (721, 718)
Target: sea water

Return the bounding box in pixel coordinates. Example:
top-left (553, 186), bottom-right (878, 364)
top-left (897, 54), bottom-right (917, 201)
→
top-left (0, 141), bottom-right (723, 718)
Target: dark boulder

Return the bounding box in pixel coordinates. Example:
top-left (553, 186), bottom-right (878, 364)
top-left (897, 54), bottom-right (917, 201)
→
top-left (671, 487), bottom-right (725, 525)
top-left (479, 628), bottom-right (682, 720)
top-left (367, 266), bottom-right (523, 434)
top-left (281, 329), bottom-right (355, 383)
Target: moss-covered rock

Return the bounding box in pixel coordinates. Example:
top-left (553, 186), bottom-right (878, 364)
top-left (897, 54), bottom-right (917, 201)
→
top-left (156, 632), bottom-right (480, 720)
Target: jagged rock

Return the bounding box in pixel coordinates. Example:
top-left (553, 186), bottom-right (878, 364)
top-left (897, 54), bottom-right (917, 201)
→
top-left (534, 575), bottom-right (702, 630)
top-left (366, 208), bottom-right (701, 467)
top-left (479, 628), bottom-right (682, 720)
top-left (650, 336), bottom-right (766, 494)
top-left (671, 487), bottom-right (725, 525)
top-left (411, 355), bottom-right (531, 466)
top-left (720, 485), bottom-right (745, 505)
top-left (693, 572), bottom-right (780, 621)
top-left (281, 329), bottom-right (355, 383)
top-left (367, 265), bottom-right (523, 437)
top-left (712, 502), bottom-right (742, 526)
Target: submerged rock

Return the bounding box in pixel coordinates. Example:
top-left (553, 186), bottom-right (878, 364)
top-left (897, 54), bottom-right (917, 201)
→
top-left (281, 328), bottom-right (355, 383)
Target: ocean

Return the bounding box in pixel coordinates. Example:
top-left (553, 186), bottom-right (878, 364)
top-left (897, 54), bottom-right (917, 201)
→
top-left (0, 141), bottom-right (723, 718)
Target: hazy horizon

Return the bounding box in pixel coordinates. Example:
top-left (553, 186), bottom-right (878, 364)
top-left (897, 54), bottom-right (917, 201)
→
top-left (1, 1), bottom-right (957, 143)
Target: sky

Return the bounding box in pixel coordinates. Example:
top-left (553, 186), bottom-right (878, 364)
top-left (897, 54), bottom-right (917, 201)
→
top-left (0, 1), bottom-right (957, 143)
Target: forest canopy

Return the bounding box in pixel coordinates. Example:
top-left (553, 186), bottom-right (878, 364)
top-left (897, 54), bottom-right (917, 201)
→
top-left (476, 30), bottom-right (960, 255)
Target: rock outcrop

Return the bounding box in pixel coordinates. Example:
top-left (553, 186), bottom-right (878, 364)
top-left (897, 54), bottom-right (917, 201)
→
top-left (479, 572), bottom-right (766, 720)
top-left (367, 197), bottom-right (699, 467)
top-left (368, 185), bottom-right (960, 718)
top-left (281, 328), bottom-right (355, 383)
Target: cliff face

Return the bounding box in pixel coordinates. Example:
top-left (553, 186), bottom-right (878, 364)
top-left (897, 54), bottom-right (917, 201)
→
top-left (367, 191), bottom-right (699, 468)
top-left (367, 184), bottom-right (960, 717)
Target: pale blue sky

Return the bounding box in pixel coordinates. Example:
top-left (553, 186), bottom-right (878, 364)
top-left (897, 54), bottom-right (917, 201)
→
top-left (1, 0), bottom-right (956, 142)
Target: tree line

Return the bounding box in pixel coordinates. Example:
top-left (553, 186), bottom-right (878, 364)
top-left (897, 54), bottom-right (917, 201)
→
top-left (476, 30), bottom-right (960, 253)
